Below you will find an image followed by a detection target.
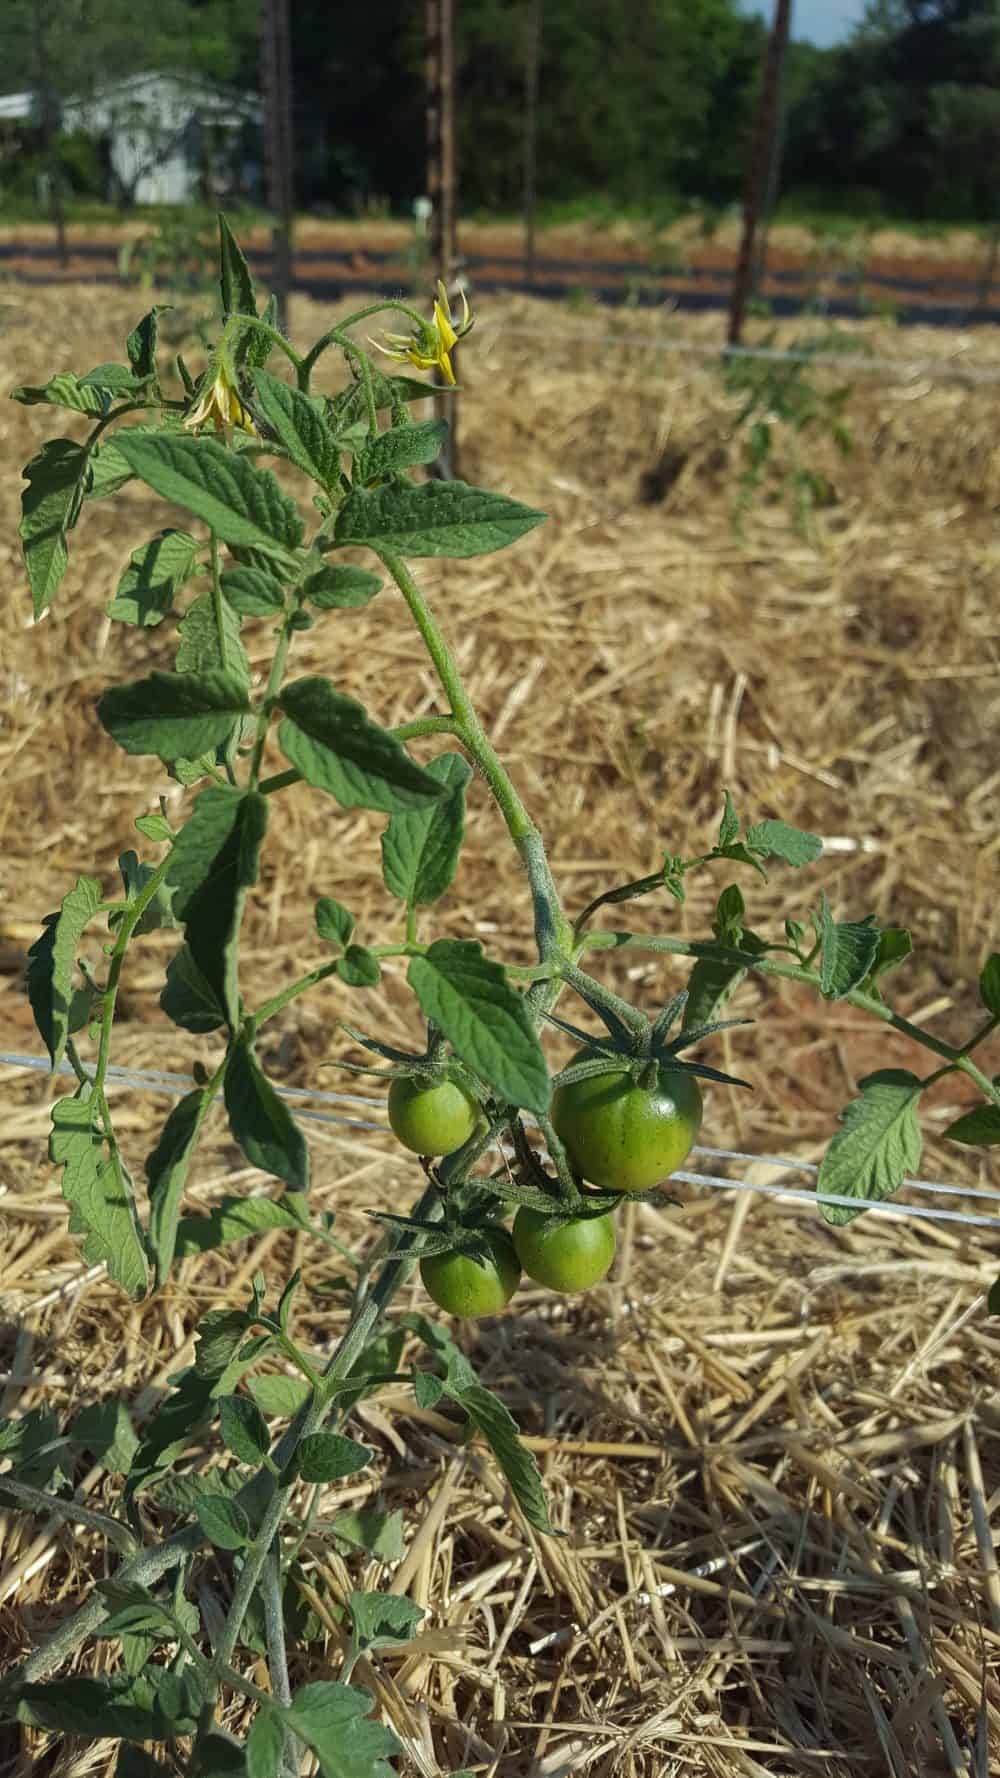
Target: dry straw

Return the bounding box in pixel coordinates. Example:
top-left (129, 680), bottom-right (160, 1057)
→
top-left (0, 282), bottom-right (998, 1775)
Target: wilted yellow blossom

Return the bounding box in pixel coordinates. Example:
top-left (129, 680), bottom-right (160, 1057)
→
top-left (184, 362), bottom-right (256, 436)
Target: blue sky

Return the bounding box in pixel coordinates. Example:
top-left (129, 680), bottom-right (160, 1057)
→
top-left (743, 2), bottom-right (868, 48)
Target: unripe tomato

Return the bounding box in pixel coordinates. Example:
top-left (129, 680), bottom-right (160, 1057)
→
top-left (420, 1228), bottom-right (521, 1318)
top-left (387, 1074), bottom-right (478, 1157)
top-left (512, 1206), bottom-right (616, 1293)
top-left (551, 1055), bottom-right (702, 1194)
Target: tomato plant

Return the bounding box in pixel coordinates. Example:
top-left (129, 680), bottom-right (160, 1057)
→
top-left (551, 1055), bottom-right (703, 1194)
top-left (420, 1227), bottom-right (521, 1317)
top-left (387, 1073), bottom-right (478, 1156)
top-left (512, 1205), bottom-right (616, 1292)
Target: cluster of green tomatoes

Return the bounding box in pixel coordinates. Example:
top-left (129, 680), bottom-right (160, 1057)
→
top-left (387, 1057), bottom-right (704, 1317)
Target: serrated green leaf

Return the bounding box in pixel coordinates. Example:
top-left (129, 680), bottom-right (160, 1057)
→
top-left (110, 432), bottom-right (302, 563)
top-left (445, 1378), bottom-right (556, 1535)
top-left (25, 875), bottom-right (102, 1068)
top-left (334, 479), bottom-right (546, 558)
top-left (863, 927), bottom-right (913, 993)
top-left (170, 791), bottom-right (266, 1030)
top-left (815, 894), bottom-right (881, 1001)
top-left (127, 306), bottom-right (170, 378)
top-left (328, 1506), bottom-right (404, 1562)
top-left (49, 1088), bottom-right (149, 1299)
top-left (408, 939), bottom-right (549, 1113)
top-left (219, 1395), bottom-right (271, 1466)
top-left (681, 956), bottom-right (749, 1032)
top-left (717, 791), bottom-right (740, 849)
top-left (194, 1309), bottom-right (254, 1379)
top-left (348, 1591), bottom-right (423, 1650)
top-left (413, 1370), bottom-right (445, 1409)
top-left (17, 1675), bottom-right (160, 1742)
top-left (247, 1373), bottom-right (312, 1418)
top-left (191, 1729), bottom-right (248, 1775)
top-left (20, 438), bottom-right (88, 618)
top-left (979, 954), bottom-right (1000, 1018)
top-left (146, 1089), bottom-right (210, 1284)
top-left (69, 1399), bottom-right (138, 1473)
top-left (253, 369), bottom-right (341, 484)
top-left (136, 812), bottom-right (174, 843)
top-left (817, 1069), bottom-right (923, 1225)
top-left (176, 592), bottom-right (251, 690)
top-left (161, 943), bottom-right (226, 1034)
top-left (13, 370), bottom-right (132, 415)
top-left (176, 1194), bottom-right (309, 1258)
top-left (355, 419), bottom-right (448, 485)
top-left (327, 371), bottom-right (435, 430)
top-left (942, 1104), bottom-right (1000, 1147)
top-left (125, 1372), bottom-right (215, 1499)
top-left (221, 565), bottom-right (285, 616)
top-left (381, 751), bottom-right (471, 908)
top-left (315, 897), bottom-right (355, 948)
top-left (98, 669), bottom-right (251, 760)
top-left (303, 564), bottom-right (383, 610)
top-left (278, 676), bottom-right (447, 814)
top-left (108, 529), bottom-right (200, 627)
top-left (225, 1037), bottom-right (310, 1190)
top-left (284, 1682), bottom-right (401, 1778)
top-left (112, 850), bottom-right (177, 937)
top-left (336, 945), bottom-right (381, 988)
top-left (196, 1490), bottom-right (251, 1551)
top-left (219, 214), bottom-right (257, 319)
top-left (247, 1707), bottom-right (286, 1778)
top-left (296, 1433), bottom-right (373, 1483)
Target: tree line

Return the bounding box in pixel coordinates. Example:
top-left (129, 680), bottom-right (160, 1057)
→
top-left (2, 0), bottom-right (999, 225)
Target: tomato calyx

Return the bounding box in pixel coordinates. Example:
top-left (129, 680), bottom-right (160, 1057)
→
top-left (547, 976), bottom-right (755, 1094)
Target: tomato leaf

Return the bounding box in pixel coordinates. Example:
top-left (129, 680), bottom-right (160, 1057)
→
top-left (224, 1038), bottom-right (310, 1192)
top-left (196, 1490), bottom-right (251, 1551)
top-left (283, 1682), bottom-right (401, 1778)
top-left (218, 213), bottom-right (258, 319)
top-left (942, 1104), bottom-right (1000, 1147)
top-left (247, 1706), bottom-right (287, 1778)
top-left (110, 432), bottom-right (302, 563)
top-left (221, 564), bottom-right (286, 615)
top-left (354, 419), bottom-right (448, 485)
top-left (253, 370), bottom-right (341, 485)
top-left (408, 939), bottom-right (549, 1113)
top-left (817, 1069), bottom-right (923, 1224)
top-left (15, 1675), bottom-right (161, 1742)
top-left (278, 676), bottom-right (446, 814)
top-left (176, 592), bottom-right (250, 689)
top-left (303, 564), bottom-right (383, 610)
top-left (20, 438), bottom-right (88, 617)
top-left (172, 791), bottom-right (267, 1031)
top-left (219, 1395), bottom-right (271, 1467)
top-left (25, 874), bottom-right (102, 1068)
top-left (334, 479), bottom-right (546, 558)
top-left (295, 1433), bottom-right (373, 1483)
top-left (744, 818), bottom-right (823, 868)
top-left (381, 751), bottom-right (471, 908)
top-left (98, 669), bottom-right (250, 761)
top-left (160, 943), bottom-right (226, 1034)
top-left (176, 1194), bottom-right (313, 1258)
top-left (315, 897), bottom-right (355, 948)
top-left (108, 529), bottom-right (200, 627)
top-left (814, 894), bottom-right (882, 1000)
top-left (49, 1087), bottom-right (149, 1299)
top-left (248, 1374), bottom-right (312, 1418)
top-left (348, 1592), bottom-right (423, 1651)
top-left (979, 954), bottom-right (1000, 1018)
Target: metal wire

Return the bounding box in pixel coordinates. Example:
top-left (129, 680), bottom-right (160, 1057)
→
top-left (2, 1050), bottom-right (996, 1232)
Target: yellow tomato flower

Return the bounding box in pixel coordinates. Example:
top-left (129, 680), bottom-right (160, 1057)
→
top-left (373, 280), bottom-right (473, 386)
top-left (184, 362), bottom-right (256, 437)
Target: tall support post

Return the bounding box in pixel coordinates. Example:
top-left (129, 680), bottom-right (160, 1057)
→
top-left (523, 0), bottom-right (542, 286)
top-left (727, 0), bottom-right (792, 348)
top-left (426, 0), bottom-right (459, 475)
top-left (261, 0), bottom-right (293, 333)
top-left (33, 0), bottom-right (67, 269)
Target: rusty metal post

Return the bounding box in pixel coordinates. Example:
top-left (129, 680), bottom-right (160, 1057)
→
top-left (261, 0), bottom-right (293, 332)
top-left (727, 0), bottom-right (792, 347)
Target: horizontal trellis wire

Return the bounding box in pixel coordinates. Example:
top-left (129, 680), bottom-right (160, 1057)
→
top-left (1, 1050), bottom-right (997, 1234)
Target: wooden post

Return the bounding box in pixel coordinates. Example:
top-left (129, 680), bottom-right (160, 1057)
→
top-left (727, 0), bottom-right (792, 348)
top-left (33, 0), bottom-right (67, 269)
top-left (523, 0), bottom-right (541, 286)
top-left (426, 0), bottom-right (459, 476)
top-left (261, 0), bottom-right (293, 332)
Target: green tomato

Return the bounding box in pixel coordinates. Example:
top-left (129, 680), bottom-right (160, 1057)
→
top-left (387, 1074), bottom-right (478, 1157)
top-left (551, 1055), bottom-right (702, 1194)
top-left (420, 1228), bottom-right (521, 1318)
top-left (512, 1206), bottom-right (616, 1293)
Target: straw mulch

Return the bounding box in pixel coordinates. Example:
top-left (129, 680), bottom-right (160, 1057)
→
top-left (1, 282), bottom-right (999, 1777)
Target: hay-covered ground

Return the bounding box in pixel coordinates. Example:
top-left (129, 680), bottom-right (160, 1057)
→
top-left (1, 282), bottom-right (999, 1776)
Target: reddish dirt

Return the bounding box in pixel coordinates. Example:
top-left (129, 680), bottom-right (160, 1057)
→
top-left (0, 218), bottom-right (995, 312)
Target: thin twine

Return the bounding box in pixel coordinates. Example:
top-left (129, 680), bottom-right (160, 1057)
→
top-left (1, 1051), bottom-right (996, 1233)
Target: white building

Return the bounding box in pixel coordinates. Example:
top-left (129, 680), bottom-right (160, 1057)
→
top-left (56, 71), bottom-right (262, 205)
